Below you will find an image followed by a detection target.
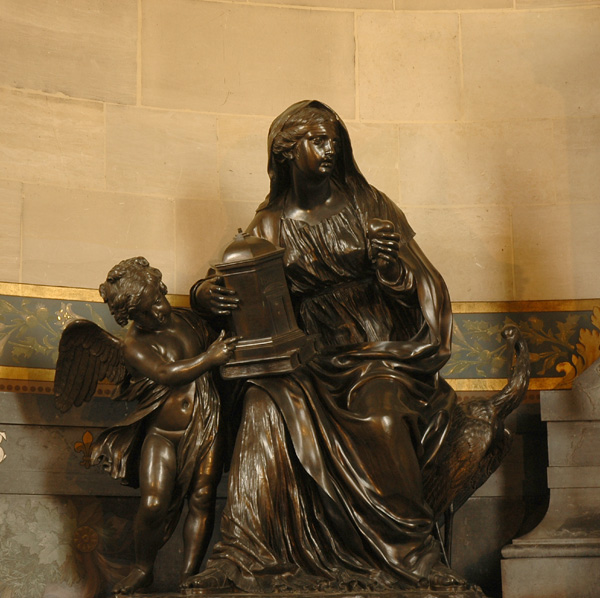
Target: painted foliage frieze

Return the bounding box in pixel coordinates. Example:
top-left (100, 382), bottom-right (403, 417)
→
top-left (447, 304), bottom-right (600, 388)
top-left (0, 284), bottom-right (598, 391)
top-left (0, 294), bottom-right (120, 371)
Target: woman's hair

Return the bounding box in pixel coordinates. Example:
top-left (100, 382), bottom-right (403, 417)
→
top-left (271, 105), bottom-right (339, 163)
top-left (99, 257), bottom-right (167, 327)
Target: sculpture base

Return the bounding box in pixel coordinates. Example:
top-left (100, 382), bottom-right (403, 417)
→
top-left (120, 589), bottom-right (488, 598)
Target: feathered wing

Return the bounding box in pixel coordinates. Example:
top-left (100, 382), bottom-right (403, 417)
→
top-left (54, 319), bottom-right (128, 412)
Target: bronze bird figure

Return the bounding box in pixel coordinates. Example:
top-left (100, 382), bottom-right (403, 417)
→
top-left (422, 325), bottom-right (530, 563)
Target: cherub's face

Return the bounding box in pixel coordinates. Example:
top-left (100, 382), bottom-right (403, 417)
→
top-left (130, 283), bottom-right (171, 331)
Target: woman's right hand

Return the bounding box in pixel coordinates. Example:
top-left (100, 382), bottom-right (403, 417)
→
top-left (194, 277), bottom-right (240, 316)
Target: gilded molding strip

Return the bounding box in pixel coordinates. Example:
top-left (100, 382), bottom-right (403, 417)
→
top-left (449, 378), bottom-right (562, 392)
top-left (0, 281), bottom-right (190, 307)
top-left (0, 374), bottom-right (554, 393)
top-left (0, 281), bottom-right (597, 313)
top-left (0, 366), bottom-right (55, 382)
top-left (0, 368), bottom-right (565, 393)
top-left (453, 299), bottom-right (600, 314)
top-left (0, 282), bottom-right (102, 302)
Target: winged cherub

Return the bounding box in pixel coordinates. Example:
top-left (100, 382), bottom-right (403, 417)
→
top-left (54, 257), bottom-right (238, 595)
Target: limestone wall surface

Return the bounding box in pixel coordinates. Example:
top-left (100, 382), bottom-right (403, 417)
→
top-left (0, 0), bottom-right (598, 301)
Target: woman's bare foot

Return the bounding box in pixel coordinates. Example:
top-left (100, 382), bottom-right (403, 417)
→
top-left (113, 566), bottom-right (154, 595)
top-left (181, 568), bottom-right (236, 593)
top-left (428, 563), bottom-right (469, 590)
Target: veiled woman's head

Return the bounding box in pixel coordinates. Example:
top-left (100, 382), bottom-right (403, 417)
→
top-left (270, 105), bottom-right (342, 190)
top-left (262, 100), bottom-right (371, 208)
top-left (270, 105), bottom-right (340, 164)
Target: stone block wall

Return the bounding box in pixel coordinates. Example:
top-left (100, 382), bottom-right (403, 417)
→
top-left (0, 2), bottom-right (598, 597)
top-left (0, 0), bottom-right (598, 300)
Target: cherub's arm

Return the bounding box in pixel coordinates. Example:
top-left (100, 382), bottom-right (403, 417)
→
top-left (123, 331), bottom-right (238, 387)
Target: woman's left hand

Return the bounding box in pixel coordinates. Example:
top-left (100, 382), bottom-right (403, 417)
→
top-left (367, 218), bottom-right (401, 283)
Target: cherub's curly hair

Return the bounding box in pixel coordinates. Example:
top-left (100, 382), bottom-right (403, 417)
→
top-left (99, 257), bottom-right (167, 327)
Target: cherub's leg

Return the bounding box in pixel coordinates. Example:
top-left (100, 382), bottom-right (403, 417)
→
top-left (180, 431), bottom-right (224, 582)
top-left (113, 432), bottom-right (176, 595)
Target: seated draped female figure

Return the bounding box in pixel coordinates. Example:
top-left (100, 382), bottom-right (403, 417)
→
top-left (184, 100), bottom-right (468, 593)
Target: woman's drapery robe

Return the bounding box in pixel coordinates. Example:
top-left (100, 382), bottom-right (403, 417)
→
top-left (194, 100), bottom-right (456, 591)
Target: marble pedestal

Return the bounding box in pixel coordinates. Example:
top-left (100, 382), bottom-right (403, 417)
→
top-left (501, 360), bottom-right (600, 598)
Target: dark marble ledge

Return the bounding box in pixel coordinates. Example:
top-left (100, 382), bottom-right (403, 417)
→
top-left (118, 589), bottom-right (488, 598)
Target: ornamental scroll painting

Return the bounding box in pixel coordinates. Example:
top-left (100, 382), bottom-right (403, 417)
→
top-left (184, 101), bottom-right (531, 597)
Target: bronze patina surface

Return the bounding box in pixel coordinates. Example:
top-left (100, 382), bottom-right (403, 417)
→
top-left (185, 101), bottom-right (530, 596)
top-left (54, 257), bottom-right (238, 594)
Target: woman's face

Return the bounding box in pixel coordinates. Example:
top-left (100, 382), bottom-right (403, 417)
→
top-left (290, 122), bottom-right (340, 180)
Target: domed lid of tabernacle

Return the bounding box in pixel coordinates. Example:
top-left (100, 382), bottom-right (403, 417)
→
top-left (218, 229), bottom-right (283, 265)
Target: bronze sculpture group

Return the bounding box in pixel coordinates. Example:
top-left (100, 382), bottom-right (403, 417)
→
top-left (54, 101), bottom-right (530, 596)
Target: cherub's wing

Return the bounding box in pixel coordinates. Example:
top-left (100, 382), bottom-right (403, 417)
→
top-left (54, 319), bottom-right (127, 413)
